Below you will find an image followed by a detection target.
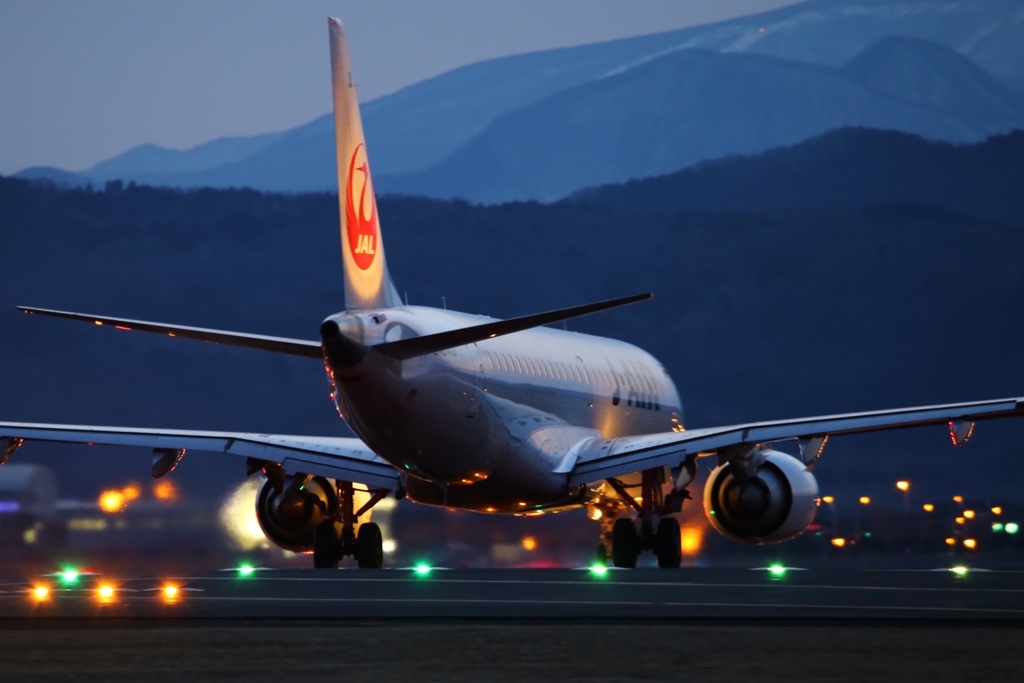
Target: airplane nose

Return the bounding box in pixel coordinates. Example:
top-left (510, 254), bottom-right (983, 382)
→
top-left (320, 316), bottom-right (367, 368)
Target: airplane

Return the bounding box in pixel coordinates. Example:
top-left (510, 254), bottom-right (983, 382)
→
top-left (3, 18), bottom-right (1024, 569)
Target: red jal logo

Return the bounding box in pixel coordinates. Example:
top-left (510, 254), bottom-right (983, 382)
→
top-left (345, 143), bottom-right (377, 270)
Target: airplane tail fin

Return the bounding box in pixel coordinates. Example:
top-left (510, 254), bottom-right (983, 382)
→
top-left (329, 18), bottom-right (401, 310)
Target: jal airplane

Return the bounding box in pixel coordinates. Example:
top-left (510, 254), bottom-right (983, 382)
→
top-left (3, 19), bottom-right (1023, 569)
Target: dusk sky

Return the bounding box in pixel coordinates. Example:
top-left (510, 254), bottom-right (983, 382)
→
top-left (0, 0), bottom-right (804, 175)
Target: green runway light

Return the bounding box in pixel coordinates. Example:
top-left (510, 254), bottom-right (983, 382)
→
top-left (1006, 522), bottom-right (1020, 534)
top-left (413, 563), bottom-right (432, 577)
top-left (589, 563), bottom-right (609, 577)
top-left (993, 523), bottom-right (1004, 532)
top-left (60, 568), bottom-right (80, 584)
top-left (950, 566), bottom-right (969, 577)
top-left (768, 564), bottom-right (787, 578)
top-left (237, 564), bottom-right (256, 577)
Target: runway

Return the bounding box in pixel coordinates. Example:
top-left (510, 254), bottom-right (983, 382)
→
top-left (4, 565), bottom-right (1024, 620)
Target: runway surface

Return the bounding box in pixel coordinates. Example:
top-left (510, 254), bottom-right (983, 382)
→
top-left (4, 565), bottom-right (1024, 620)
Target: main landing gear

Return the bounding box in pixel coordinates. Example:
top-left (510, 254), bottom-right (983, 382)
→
top-left (312, 480), bottom-right (389, 569)
top-left (599, 464), bottom-right (692, 569)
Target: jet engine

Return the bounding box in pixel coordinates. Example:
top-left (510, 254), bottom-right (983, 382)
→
top-left (703, 450), bottom-right (819, 544)
top-left (255, 475), bottom-right (337, 552)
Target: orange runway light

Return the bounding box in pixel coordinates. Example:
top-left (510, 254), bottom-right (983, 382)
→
top-left (153, 479), bottom-right (179, 502)
top-left (161, 584), bottom-right (181, 603)
top-left (963, 538), bottom-right (978, 550)
top-left (31, 585), bottom-right (50, 601)
top-left (896, 480), bottom-right (910, 492)
top-left (923, 503), bottom-right (935, 513)
top-left (945, 537), bottom-right (957, 546)
top-left (521, 536), bottom-right (537, 552)
top-left (122, 482), bottom-right (142, 502)
top-left (680, 524), bottom-right (704, 556)
top-left (821, 496), bottom-right (835, 504)
top-left (859, 496), bottom-right (871, 505)
top-left (964, 509), bottom-right (976, 519)
top-left (98, 489), bottom-right (127, 514)
top-left (953, 495), bottom-right (964, 504)
top-left (992, 506), bottom-right (1004, 516)
top-left (96, 584), bottom-right (116, 603)
top-left (831, 538), bottom-right (847, 548)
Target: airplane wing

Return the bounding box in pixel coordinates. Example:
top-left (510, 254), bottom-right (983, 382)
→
top-left (568, 396), bottom-right (1024, 486)
top-left (0, 422), bottom-right (400, 490)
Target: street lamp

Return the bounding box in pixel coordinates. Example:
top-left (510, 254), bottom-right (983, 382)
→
top-left (896, 480), bottom-right (910, 519)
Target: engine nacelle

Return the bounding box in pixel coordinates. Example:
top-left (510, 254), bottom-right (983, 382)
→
top-left (255, 475), bottom-right (337, 552)
top-left (703, 449), bottom-right (819, 544)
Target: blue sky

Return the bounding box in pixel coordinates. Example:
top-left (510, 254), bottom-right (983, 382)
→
top-left (0, 1), bottom-right (802, 175)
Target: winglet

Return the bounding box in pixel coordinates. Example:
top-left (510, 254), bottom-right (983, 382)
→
top-left (329, 17), bottom-right (402, 310)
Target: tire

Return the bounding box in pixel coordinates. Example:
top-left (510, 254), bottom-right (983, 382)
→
top-left (611, 518), bottom-right (639, 568)
top-left (355, 522), bottom-right (384, 569)
top-left (312, 520), bottom-right (340, 569)
top-left (655, 517), bottom-right (682, 569)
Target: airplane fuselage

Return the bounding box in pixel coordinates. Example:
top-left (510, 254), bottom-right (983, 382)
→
top-left (325, 306), bottom-right (683, 512)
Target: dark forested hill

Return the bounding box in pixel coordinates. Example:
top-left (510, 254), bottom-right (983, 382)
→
top-left (570, 128), bottom-right (1024, 228)
top-left (2, 176), bottom-right (1023, 505)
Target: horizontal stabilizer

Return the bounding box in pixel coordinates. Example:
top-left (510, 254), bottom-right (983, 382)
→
top-left (16, 306), bottom-right (322, 359)
top-left (373, 292), bottom-right (652, 361)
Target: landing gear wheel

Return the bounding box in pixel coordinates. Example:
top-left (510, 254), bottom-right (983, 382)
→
top-left (655, 517), bottom-right (682, 569)
top-left (312, 521), bottom-right (340, 569)
top-left (611, 518), bottom-right (640, 568)
top-left (355, 522), bottom-right (384, 569)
